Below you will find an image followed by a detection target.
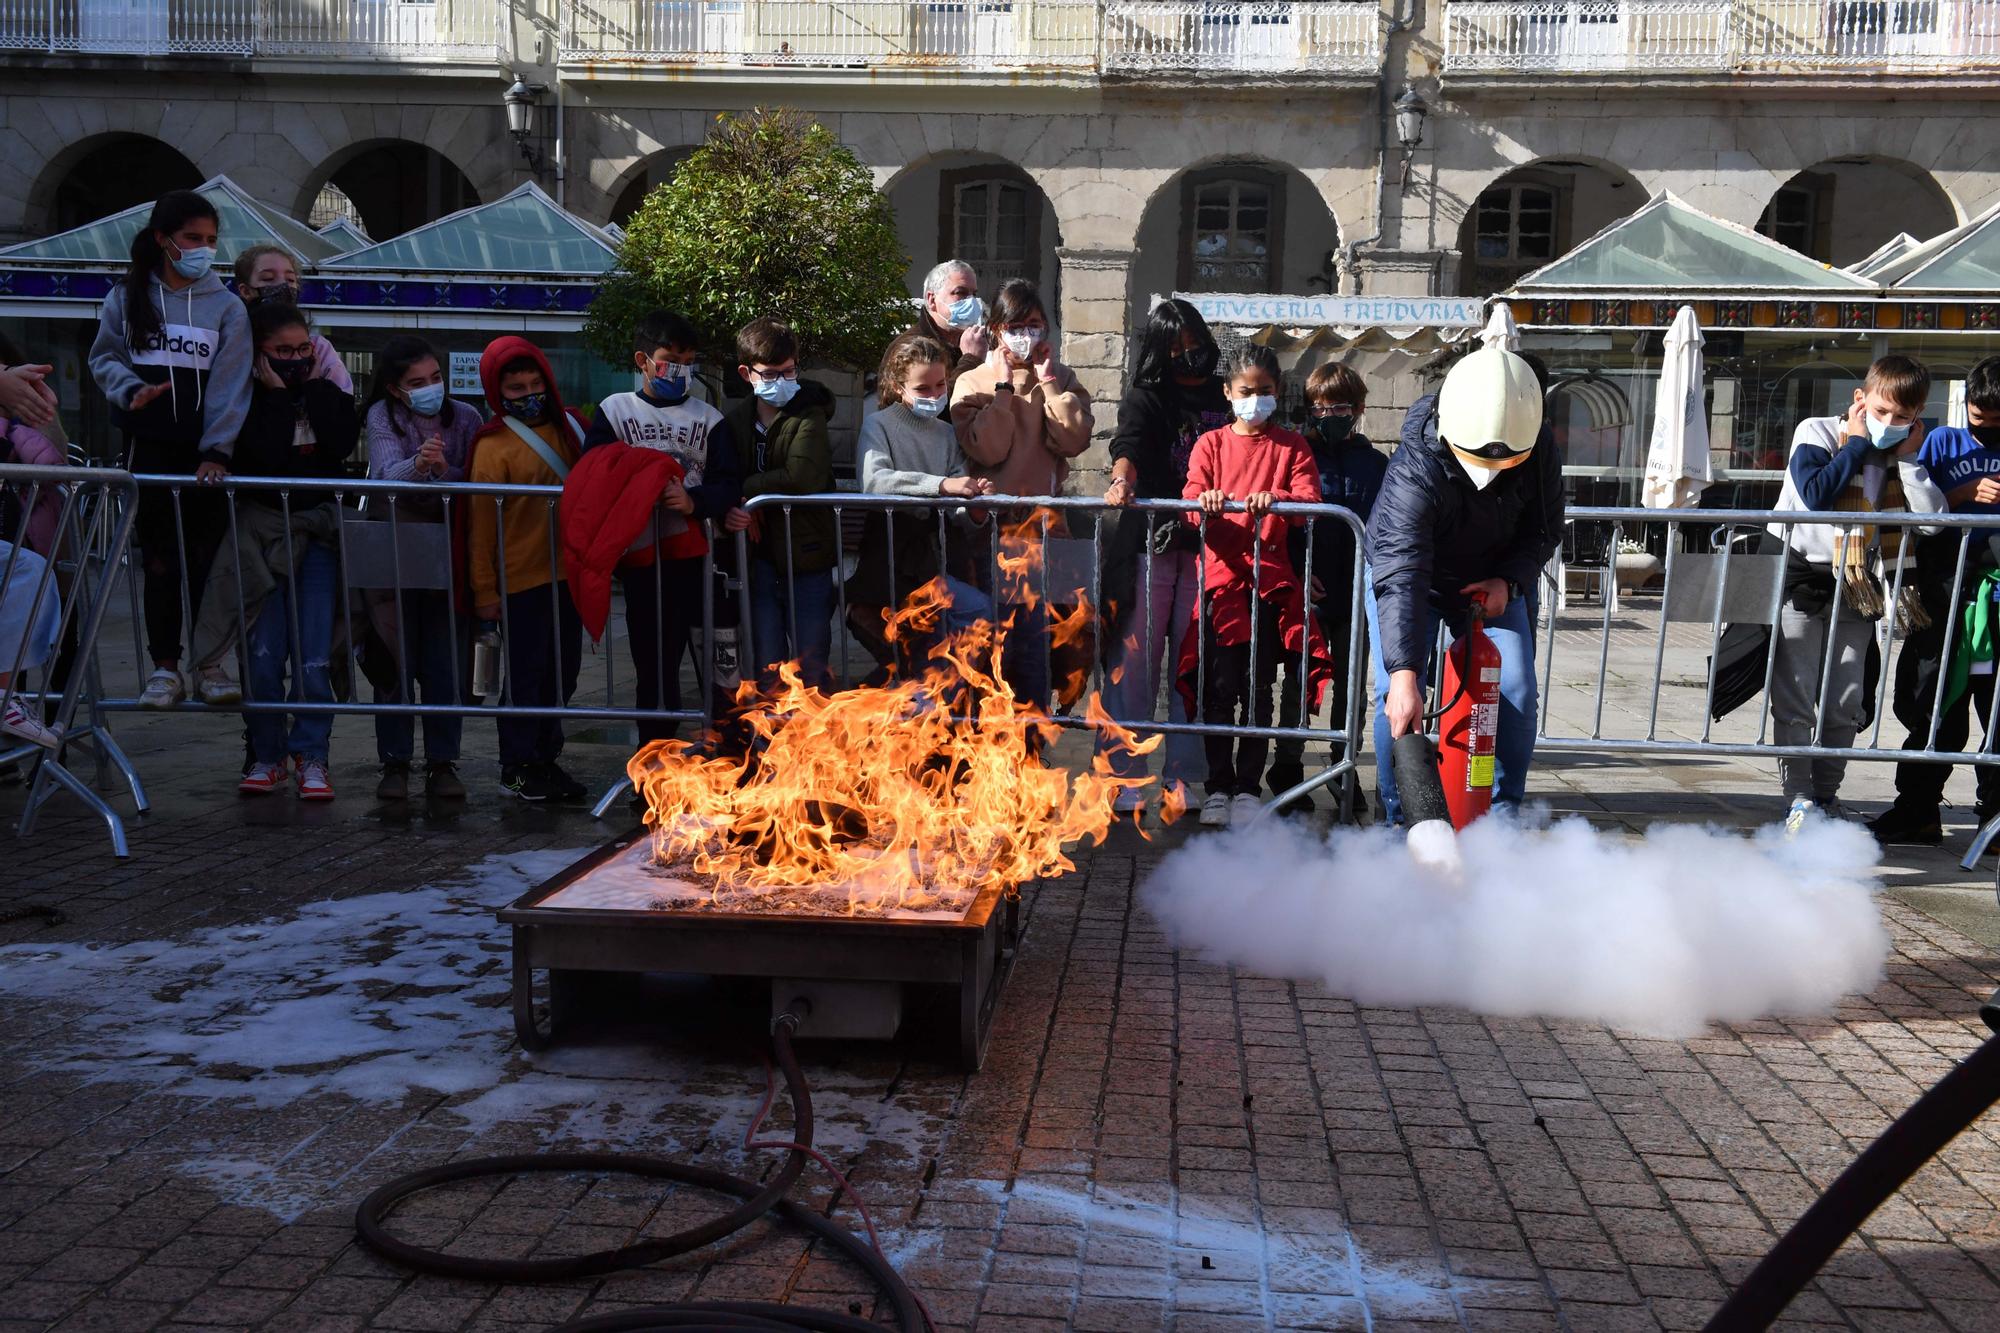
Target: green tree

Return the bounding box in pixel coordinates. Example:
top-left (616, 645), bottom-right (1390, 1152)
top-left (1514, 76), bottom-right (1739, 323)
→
top-left (585, 108), bottom-right (911, 371)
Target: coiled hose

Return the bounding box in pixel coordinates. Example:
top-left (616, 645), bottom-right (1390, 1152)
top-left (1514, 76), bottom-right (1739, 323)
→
top-left (353, 1013), bottom-right (926, 1333)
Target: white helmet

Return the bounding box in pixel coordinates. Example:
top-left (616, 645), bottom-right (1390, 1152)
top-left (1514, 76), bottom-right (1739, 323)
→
top-left (1438, 347), bottom-right (1542, 488)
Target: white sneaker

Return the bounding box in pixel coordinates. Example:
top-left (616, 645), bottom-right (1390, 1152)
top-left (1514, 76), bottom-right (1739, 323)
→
top-left (1231, 793), bottom-right (1265, 826)
top-left (0, 697), bottom-right (60, 750)
top-left (1199, 792), bottom-right (1231, 827)
top-left (296, 759), bottom-right (334, 802)
top-left (1784, 796), bottom-right (1817, 838)
top-left (195, 666), bottom-right (241, 706)
top-left (137, 668), bottom-right (185, 709)
top-left (1113, 787), bottom-right (1147, 815)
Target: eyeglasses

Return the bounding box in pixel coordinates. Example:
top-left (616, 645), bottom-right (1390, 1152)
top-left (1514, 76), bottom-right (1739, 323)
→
top-left (747, 367), bottom-right (799, 383)
top-left (643, 357), bottom-right (698, 375)
top-left (268, 344), bottom-right (314, 360)
top-left (1310, 404), bottom-right (1357, 418)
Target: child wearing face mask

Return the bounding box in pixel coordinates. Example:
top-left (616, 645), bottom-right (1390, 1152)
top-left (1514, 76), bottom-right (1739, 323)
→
top-left (202, 303), bottom-right (357, 800)
top-left (721, 317), bottom-right (836, 691)
top-left (1180, 345), bottom-right (1325, 830)
top-left (232, 246), bottom-right (351, 393)
top-left (468, 336), bottom-right (591, 803)
top-left (849, 335), bottom-right (996, 672)
top-left (1870, 355), bottom-right (2000, 848)
top-left (361, 335), bottom-right (484, 801)
top-left (88, 189), bottom-right (253, 711)
top-left (581, 310), bottom-right (743, 746)
top-left (1770, 354), bottom-right (1947, 833)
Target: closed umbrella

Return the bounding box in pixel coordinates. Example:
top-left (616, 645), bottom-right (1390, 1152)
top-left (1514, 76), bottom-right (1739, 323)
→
top-left (1479, 303), bottom-right (1521, 352)
top-left (1642, 304), bottom-right (1710, 510)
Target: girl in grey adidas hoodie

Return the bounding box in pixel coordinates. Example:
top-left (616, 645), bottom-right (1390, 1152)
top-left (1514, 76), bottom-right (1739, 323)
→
top-left (88, 190), bottom-right (253, 708)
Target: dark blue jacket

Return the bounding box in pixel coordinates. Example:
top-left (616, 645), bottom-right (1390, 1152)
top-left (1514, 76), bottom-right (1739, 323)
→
top-left (1366, 394), bottom-right (1564, 674)
top-left (1289, 432), bottom-right (1387, 616)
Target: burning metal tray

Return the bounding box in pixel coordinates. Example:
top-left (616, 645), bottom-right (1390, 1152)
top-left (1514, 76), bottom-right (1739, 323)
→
top-left (500, 830), bottom-right (1022, 1070)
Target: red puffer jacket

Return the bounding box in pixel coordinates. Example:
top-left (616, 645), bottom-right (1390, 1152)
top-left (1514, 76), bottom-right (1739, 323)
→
top-left (559, 441), bottom-right (709, 642)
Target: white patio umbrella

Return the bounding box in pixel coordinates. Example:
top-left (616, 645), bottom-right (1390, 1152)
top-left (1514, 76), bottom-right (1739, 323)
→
top-left (1479, 302), bottom-right (1521, 351)
top-left (1642, 304), bottom-right (1711, 510)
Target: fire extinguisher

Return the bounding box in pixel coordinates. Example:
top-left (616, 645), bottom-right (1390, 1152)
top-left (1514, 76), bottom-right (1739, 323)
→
top-left (1434, 610), bottom-right (1502, 830)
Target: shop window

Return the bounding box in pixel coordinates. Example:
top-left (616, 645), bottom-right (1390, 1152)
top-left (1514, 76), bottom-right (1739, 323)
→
top-left (940, 167), bottom-right (1037, 290)
top-left (1467, 181), bottom-right (1561, 296)
top-left (1756, 178), bottom-right (1830, 262)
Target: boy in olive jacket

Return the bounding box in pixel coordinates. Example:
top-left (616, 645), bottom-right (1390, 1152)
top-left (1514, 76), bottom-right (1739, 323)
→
top-left (722, 317), bottom-right (837, 689)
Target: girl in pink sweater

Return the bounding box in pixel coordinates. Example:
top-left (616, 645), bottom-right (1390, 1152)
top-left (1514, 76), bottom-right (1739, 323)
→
top-left (1182, 345), bottom-right (1323, 828)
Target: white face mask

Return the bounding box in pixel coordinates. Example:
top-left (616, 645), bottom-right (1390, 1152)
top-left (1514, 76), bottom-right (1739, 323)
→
top-left (1458, 455), bottom-right (1502, 490)
top-left (1000, 328), bottom-right (1044, 361)
top-left (1231, 395), bottom-right (1276, 426)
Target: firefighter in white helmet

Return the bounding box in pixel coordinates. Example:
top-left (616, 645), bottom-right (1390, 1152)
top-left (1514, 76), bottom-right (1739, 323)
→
top-left (1364, 346), bottom-right (1564, 825)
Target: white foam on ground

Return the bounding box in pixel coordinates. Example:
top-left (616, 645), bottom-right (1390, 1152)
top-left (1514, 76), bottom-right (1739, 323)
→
top-left (1143, 811), bottom-right (1890, 1037)
top-left (0, 847), bottom-right (949, 1219)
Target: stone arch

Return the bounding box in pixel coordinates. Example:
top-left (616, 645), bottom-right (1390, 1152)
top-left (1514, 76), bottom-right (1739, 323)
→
top-left (1125, 155), bottom-right (1345, 338)
top-left (1455, 157), bottom-right (1644, 296)
top-left (21, 132), bottom-right (202, 238)
top-left (295, 139), bottom-right (480, 241)
top-left (882, 150), bottom-right (1064, 303)
top-left (606, 146), bottom-right (700, 228)
top-left (1756, 157), bottom-right (1958, 265)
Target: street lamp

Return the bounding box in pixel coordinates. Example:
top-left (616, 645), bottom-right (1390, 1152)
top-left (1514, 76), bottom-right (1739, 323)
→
top-left (1394, 85), bottom-right (1428, 193)
top-left (504, 76), bottom-right (548, 173)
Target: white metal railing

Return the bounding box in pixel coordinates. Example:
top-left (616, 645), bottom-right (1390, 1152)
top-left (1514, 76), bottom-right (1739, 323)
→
top-left (1445, 0), bottom-right (2000, 71)
top-left (560, 0), bottom-right (1383, 71)
top-left (0, 0), bottom-right (503, 60)
top-left (1101, 1), bottom-right (1384, 71)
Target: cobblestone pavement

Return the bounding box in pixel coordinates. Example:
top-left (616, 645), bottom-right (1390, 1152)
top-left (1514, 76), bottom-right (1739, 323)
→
top-left (0, 699), bottom-right (1997, 1333)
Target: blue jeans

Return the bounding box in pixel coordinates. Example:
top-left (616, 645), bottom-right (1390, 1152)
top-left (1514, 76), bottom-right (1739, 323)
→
top-left (1098, 548), bottom-right (1204, 787)
top-left (245, 540), bottom-right (336, 766)
top-left (999, 597), bottom-right (1050, 712)
top-left (749, 559), bottom-right (834, 690)
top-left (1365, 571), bottom-right (1538, 825)
top-left (374, 589), bottom-right (465, 765)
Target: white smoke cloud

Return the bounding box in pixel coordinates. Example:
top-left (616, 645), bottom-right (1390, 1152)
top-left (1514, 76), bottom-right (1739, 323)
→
top-left (1142, 813), bottom-right (1890, 1037)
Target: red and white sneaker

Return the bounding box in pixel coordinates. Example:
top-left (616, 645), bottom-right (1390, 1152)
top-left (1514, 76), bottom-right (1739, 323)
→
top-left (238, 761), bottom-right (287, 795)
top-left (296, 758), bottom-right (334, 801)
top-left (1, 697), bottom-right (61, 750)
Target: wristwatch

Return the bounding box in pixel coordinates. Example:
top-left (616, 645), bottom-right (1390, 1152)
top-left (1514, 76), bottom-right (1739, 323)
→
top-left (1505, 578), bottom-right (1523, 604)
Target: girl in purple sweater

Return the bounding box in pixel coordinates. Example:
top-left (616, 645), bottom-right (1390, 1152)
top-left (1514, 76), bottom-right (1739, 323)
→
top-left (361, 335), bottom-right (484, 801)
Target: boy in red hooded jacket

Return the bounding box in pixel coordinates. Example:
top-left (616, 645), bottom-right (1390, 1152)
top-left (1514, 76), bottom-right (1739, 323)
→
top-left (467, 337), bottom-right (590, 804)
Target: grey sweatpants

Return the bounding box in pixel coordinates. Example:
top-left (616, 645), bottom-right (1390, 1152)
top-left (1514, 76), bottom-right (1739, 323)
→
top-left (1770, 588), bottom-right (1873, 802)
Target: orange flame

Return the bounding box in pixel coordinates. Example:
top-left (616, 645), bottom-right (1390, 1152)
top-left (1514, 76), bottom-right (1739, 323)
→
top-left (627, 566), bottom-right (1163, 918)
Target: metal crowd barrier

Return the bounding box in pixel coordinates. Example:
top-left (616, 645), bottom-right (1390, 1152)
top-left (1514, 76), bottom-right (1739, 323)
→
top-left (1537, 505), bottom-right (2000, 871)
top-left (728, 492), bottom-right (1373, 816)
top-left (1, 463), bottom-right (144, 856)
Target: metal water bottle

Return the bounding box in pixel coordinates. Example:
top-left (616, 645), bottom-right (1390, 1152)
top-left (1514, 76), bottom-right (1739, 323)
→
top-left (471, 621), bottom-right (502, 701)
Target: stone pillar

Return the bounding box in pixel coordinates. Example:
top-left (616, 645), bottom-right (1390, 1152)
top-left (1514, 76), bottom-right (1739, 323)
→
top-left (1054, 245), bottom-right (1134, 489)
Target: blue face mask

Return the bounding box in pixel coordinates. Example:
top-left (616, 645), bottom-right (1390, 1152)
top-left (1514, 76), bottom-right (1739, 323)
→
top-left (1866, 412), bottom-right (1911, 450)
top-left (646, 361), bottom-right (692, 401)
top-left (168, 243), bottom-right (215, 281)
top-left (753, 376), bottom-right (799, 408)
top-left (946, 295), bottom-right (984, 330)
top-left (909, 395), bottom-right (947, 419)
top-left (502, 392), bottom-right (546, 422)
top-left (407, 383), bottom-right (447, 416)
top-left (1232, 394), bottom-right (1277, 425)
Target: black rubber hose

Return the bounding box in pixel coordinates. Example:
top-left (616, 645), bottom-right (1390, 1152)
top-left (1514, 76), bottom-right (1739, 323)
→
top-left (1702, 993), bottom-right (2000, 1331)
top-left (353, 1019), bottom-right (925, 1332)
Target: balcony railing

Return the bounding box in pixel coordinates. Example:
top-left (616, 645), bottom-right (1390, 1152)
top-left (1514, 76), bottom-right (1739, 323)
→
top-left (0, 0), bottom-right (503, 60)
top-left (560, 0), bottom-right (1386, 73)
top-left (1446, 0), bottom-right (2000, 72)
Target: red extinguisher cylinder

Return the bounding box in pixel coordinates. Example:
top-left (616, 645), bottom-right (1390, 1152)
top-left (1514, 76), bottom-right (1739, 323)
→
top-left (1436, 617), bottom-right (1502, 831)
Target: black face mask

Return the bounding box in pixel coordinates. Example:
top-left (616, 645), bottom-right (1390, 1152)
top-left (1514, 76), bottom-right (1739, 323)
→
top-left (254, 283), bottom-right (300, 307)
top-left (271, 357), bottom-right (312, 388)
top-left (1312, 415), bottom-right (1356, 448)
top-left (1170, 346), bottom-right (1218, 379)
top-left (1971, 424), bottom-right (2000, 450)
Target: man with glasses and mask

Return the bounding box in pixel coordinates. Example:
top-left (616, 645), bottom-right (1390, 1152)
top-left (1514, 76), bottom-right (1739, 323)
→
top-left (1365, 346), bottom-right (1563, 827)
top-left (1267, 361), bottom-right (1388, 813)
top-left (906, 260), bottom-right (991, 396)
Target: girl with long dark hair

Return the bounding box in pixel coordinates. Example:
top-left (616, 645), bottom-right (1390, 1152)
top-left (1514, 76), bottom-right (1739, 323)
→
top-left (360, 335), bottom-right (482, 801)
top-left (1098, 298), bottom-right (1229, 811)
top-left (87, 189), bottom-right (253, 709)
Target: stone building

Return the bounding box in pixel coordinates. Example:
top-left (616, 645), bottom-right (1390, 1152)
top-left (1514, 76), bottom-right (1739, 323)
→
top-left (4, 0), bottom-right (1996, 473)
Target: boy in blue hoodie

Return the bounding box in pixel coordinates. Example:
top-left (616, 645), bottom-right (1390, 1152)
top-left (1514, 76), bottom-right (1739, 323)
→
top-left (1871, 355), bottom-right (2000, 847)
